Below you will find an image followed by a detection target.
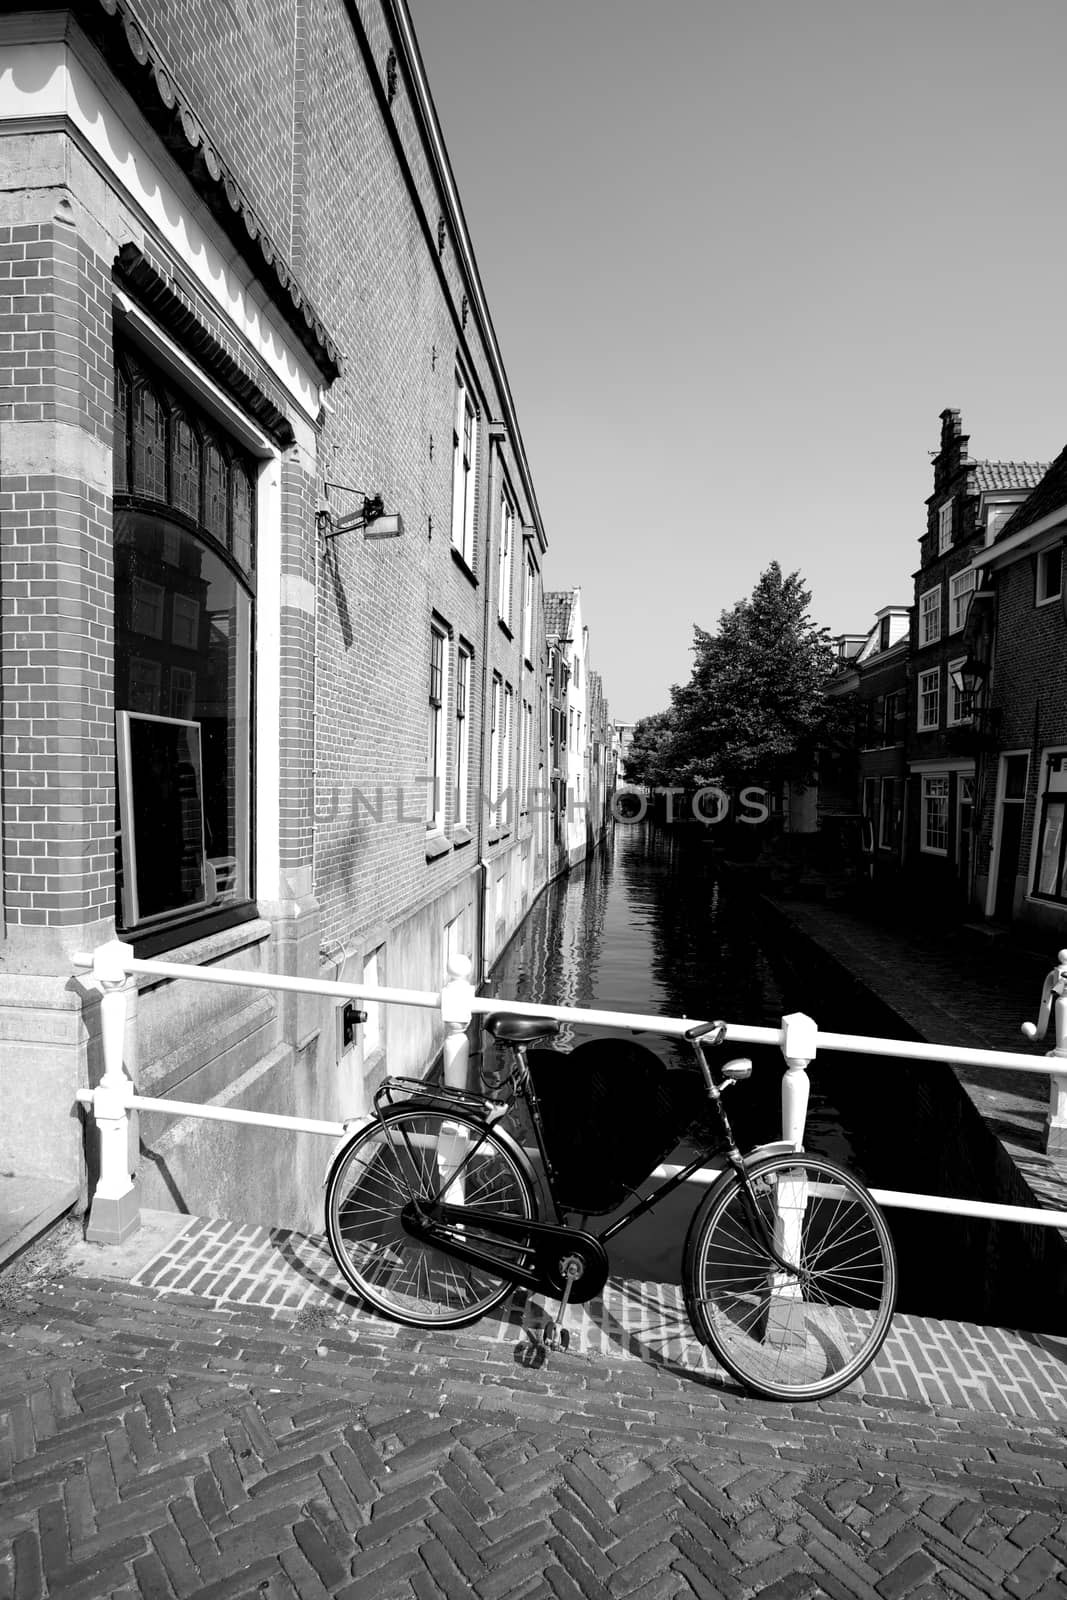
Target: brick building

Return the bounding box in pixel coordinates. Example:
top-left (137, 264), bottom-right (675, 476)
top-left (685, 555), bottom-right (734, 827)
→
top-left (904, 411), bottom-right (1045, 914)
top-left (0, 0), bottom-right (613, 1238)
top-left (968, 446), bottom-right (1067, 937)
top-left (821, 610), bottom-right (910, 889)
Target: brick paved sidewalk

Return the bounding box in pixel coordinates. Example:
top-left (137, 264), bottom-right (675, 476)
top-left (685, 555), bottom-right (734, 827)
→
top-left (68, 1209), bottom-right (1067, 1427)
top-left (2, 1228), bottom-right (1067, 1600)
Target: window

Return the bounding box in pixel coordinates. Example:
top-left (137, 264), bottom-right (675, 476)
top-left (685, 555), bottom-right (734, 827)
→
top-left (522, 549), bottom-right (535, 662)
top-left (1033, 752), bottom-right (1067, 902)
top-left (882, 691), bottom-right (903, 746)
top-left (938, 501), bottom-right (953, 554)
top-left (489, 674), bottom-right (502, 816)
top-left (878, 615), bottom-right (890, 652)
top-left (878, 777), bottom-right (896, 849)
top-left (427, 625), bottom-right (448, 831)
top-left (522, 701), bottom-right (533, 807)
top-left (450, 371), bottom-right (476, 564)
top-left (985, 504), bottom-right (1013, 544)
top-left (114, 345), bottom-right (254, 936)
top-left (918, 667), bottom-right (940, 731)
top-left (947, 658), bottom-right (969, 726)
top-left (921, 775), bottom-right (949, 853)
top-left (498, 487), bottom-right (514, 628)
top-left (920, 586), bottom-right (942, 646)
top-left (454, 644), bottom-right (471, 829)
top-left (501, 684), bottom-right (514, 819)
top-left (949, 568), bottom-right (976, 633)
top-left (1037, 546), bottom-right (1062, 606)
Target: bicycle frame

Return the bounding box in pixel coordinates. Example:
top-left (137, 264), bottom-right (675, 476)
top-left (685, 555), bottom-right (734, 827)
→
top-left (370, 1026), bottom-right (809, 1296)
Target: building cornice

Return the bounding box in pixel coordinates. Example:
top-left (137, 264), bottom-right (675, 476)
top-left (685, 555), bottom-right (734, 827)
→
top-left (385, 0), bottom-right (547, 554)
top-left (20, 0), bottom-right (342, 383)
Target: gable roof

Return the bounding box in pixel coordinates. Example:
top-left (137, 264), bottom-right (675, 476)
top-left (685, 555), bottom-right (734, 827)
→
top-left (973, 461), bottom-right (1048, 494)
top-left (994, 447), bottom-right (1067, 542)
top-left (543, 590), bottom-right (575, 640)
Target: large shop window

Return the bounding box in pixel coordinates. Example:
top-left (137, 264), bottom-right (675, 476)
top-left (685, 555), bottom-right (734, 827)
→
top-left (1033, 752), bottom-right (1067, 903)
top-left (113, 347), bottom-right (254, 937)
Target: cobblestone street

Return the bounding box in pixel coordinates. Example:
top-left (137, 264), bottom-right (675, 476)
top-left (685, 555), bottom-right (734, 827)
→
top-left (2, 1217), bottom-right (1066, 1600)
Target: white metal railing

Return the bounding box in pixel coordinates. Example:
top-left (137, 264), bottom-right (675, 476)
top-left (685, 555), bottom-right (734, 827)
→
top-left (71, 939), bottom-right (1067, 1245)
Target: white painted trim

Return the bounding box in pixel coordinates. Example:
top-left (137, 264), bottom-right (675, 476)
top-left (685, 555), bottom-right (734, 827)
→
top-left (907, 757), bottom-right (975, 775)
top-left (114, 291), bottom-right (274, 457)
top-left (0, 37), bottom-right (321, 420)
top-left (1024, 745), bottom-right (1067, 912)
top-left (984, 750), bottom-right (1029, 919)
top-left (255, 458), bottom-right (284, 903)
top-left (973, 504), bottom-right (1067, 567)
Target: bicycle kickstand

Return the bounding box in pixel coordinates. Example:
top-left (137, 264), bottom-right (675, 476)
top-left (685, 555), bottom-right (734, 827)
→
top-left (541, 1258), bottom-right (582, 1355)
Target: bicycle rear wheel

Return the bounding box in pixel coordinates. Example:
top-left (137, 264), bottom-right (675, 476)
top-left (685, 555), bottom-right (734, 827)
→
top-left (683, 1152), bottom-right (896, 1401)
top-left (324, 1106), bottom-right (538, 1329)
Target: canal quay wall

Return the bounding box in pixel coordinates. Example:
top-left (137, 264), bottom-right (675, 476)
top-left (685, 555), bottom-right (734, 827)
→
top-left (747, 879), bottom-right (1067, 1332)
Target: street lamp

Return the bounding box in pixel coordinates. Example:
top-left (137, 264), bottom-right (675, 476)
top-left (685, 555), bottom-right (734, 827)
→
top-left (950, 654), bottom-right (988, 720)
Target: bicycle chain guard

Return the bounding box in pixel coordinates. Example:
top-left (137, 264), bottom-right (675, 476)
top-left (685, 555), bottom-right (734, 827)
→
top-left (400, 1202), bottom-right (610, 1304)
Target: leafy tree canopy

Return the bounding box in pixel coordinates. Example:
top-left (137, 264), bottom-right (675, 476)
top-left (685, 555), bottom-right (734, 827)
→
top-left (624, 563), bottom-right (846, 792)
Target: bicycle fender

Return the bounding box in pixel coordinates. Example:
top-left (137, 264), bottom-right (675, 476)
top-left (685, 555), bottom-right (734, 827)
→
top-left (322, 1116), bottom-right (373, 1187)
top-left (744, 1140), bottom-right (803, 1166)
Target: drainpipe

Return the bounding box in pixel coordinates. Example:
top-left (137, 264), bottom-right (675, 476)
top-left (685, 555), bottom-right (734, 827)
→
top-left (475, 430), bottom-right (504, 988)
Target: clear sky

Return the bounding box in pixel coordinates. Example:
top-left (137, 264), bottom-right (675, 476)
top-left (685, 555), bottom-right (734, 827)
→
top-left (407, 0), bottom-right (1067, 724)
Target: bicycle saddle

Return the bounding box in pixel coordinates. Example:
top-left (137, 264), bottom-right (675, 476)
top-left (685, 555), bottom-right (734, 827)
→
top-left (484, 1012), bottom-right (561, 1044)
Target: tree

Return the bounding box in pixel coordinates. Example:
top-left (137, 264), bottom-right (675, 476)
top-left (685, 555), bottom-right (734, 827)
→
top-left (663, 563), bottom-right (840, 791)
top-left (621, 711), bottom-right (678, 789)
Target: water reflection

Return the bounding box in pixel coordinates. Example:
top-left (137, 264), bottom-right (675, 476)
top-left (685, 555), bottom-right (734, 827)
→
top-left (485, 821), bottom-right (855, 1169)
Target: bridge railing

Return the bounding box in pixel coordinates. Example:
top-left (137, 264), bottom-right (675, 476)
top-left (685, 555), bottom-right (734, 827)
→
top-left (71, 939), bottom-right (1067, 1245)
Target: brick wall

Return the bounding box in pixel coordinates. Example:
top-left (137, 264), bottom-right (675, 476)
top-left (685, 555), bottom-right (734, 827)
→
top-left (0, 216), bottom-right (116, 930)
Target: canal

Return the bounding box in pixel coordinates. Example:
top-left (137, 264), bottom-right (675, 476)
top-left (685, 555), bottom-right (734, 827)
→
top-left (481, 820), bottom-right (1057, 1332)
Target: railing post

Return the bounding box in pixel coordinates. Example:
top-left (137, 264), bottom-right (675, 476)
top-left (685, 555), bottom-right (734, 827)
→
top-left (440, 952), bottom-right (476, 1092)
top-left (779, 1012), bottom-right (816, 1150)
top-left (80, 940), bottom-right (140, 1243)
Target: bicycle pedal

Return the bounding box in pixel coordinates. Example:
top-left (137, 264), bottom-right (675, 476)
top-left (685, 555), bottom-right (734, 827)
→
top-left (541, 1320), bottom-right (570, 1353)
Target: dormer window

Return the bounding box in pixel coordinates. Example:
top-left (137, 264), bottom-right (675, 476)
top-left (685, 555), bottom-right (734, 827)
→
top-left (938, 501), bottom-right (953, 555)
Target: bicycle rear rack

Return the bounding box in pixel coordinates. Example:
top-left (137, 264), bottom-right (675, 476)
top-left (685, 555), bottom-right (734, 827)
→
top-left (374, 1075), bottom-right (505, 1120)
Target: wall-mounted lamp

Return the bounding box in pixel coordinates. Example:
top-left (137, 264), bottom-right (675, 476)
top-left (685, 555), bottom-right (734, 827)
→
top-left (317, 483), bottom-right (405, 541)
top-left (949, 653), bottom-right (988, 708)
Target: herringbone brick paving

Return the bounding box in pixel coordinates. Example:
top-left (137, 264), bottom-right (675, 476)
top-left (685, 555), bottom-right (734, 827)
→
top-left (129, 1214), bottom-right (1067, 1424)
top-left (2, 1225), bottom-right (1066, 1599)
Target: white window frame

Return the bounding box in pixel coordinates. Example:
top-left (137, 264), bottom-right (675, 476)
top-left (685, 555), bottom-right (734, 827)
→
top-left (498, 486), bottom-right (514, 629)
top-left (454, 643), bottom-right (471, 829)
top-left (1030, 748), bottom-right (1067, 903)
top-left (427, 623), bottom-right (449, 833)
top-left (489, 674), bottom-right (502, 815)
top-left (451, 370), bottom-right (477, 565)
top-left (949, 568), bottom-right (976, 633)
top-left (920, 585), bottom-right (942, 646)
top-left (501, 684), bottom-right (514, 818)
top-left (938, 501), bottom-right (953, 554)
top-left (921, 774), bottom-right (949, 855)
top-left (1036, 546), bottom-right (1063, 607)
top-left (947, 657), bottom-right (969, 727)
top-left (522, 549), bottom-right (535, 662)
top-left (918, 667), bottom-right (940, 731)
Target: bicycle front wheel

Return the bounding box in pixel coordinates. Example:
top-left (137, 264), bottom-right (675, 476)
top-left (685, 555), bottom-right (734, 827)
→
top-left (683, 1152), bottom-right (896, 1401)
top-left (324, 1106), bottom-right (538, 1329)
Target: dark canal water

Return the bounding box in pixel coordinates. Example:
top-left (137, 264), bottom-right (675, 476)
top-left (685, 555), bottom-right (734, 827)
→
top-left (481, 821), bottom-right (1058, 1332)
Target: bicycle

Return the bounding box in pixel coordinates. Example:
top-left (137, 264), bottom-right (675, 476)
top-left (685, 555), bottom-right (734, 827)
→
top-left (323, 1015), bottom-right (897, 1401)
